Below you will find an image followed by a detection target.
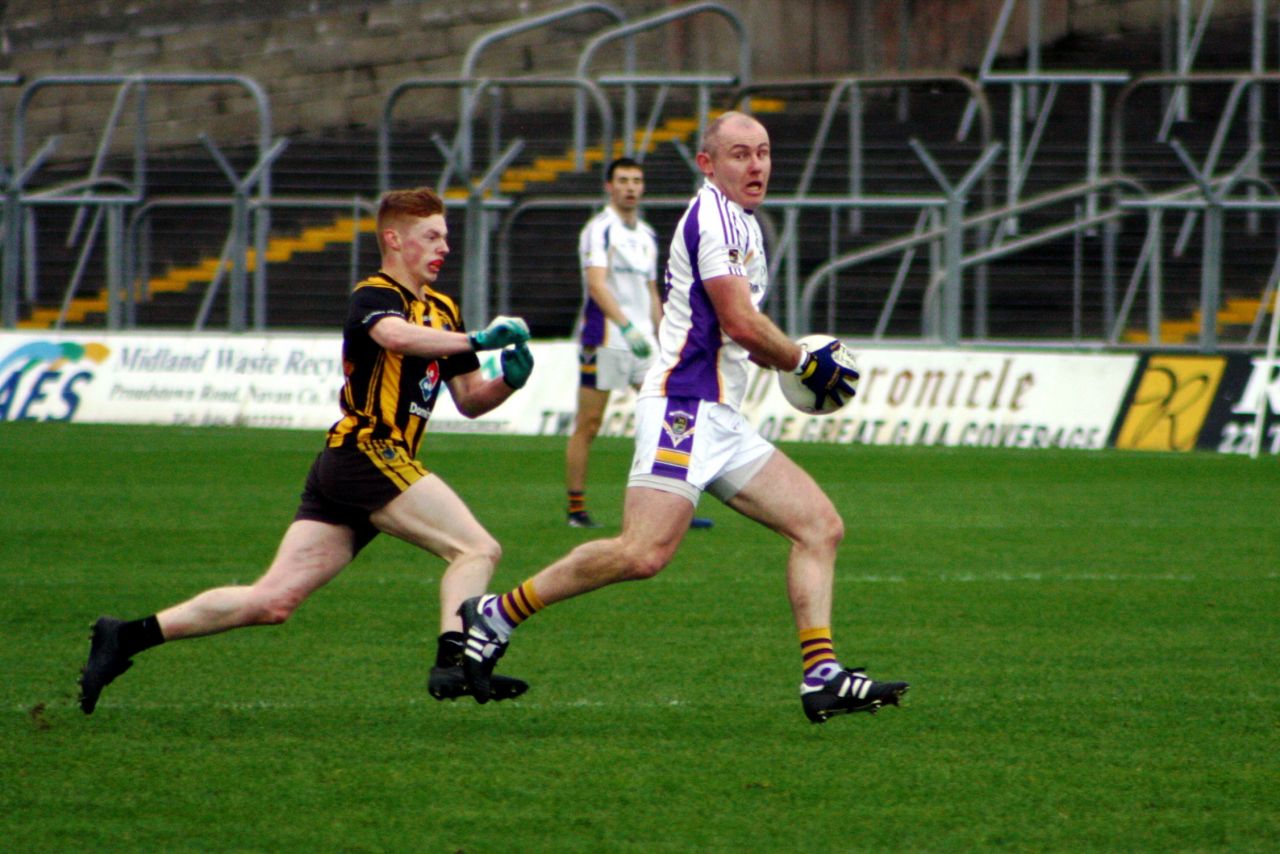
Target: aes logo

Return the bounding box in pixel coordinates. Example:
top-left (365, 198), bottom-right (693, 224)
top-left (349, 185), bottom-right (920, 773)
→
top-left (1114, 356), bottom-right (1226, 451)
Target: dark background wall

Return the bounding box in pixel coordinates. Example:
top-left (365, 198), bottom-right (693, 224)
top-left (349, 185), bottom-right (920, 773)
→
top-left (0, 1), bottom-right (1066, 150)
top-left (0, 0), bottom-right (1249, 155)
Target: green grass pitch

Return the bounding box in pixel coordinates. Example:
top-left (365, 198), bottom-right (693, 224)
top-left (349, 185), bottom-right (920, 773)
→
top-left (2, 422), bottom-right (1277, 852)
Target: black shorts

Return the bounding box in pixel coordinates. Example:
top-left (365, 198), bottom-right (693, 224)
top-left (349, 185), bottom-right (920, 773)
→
top-left (294, 442), bottom-right (429, 554)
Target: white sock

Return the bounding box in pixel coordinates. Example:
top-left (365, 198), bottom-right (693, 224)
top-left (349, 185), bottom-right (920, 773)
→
top-left (477, 594), bottom-right (516, 641)
top-left (804, 661), bottom-right (843, 686)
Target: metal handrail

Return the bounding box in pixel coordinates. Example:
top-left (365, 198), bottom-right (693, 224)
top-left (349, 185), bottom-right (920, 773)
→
top-left (594, 73), bottom-right (737, 162)
top-left (494, 193), bottom-right (698, 317)
top-left (378, 75), bottom-right (614, 196)
top-left (124, 195), bottom-right (379, 330)
top-left (980, 72), bottom-right (1130, 224)
top-left (15, 178), bottom-right (138, 330)
top-left (12, 73), bottom-right (272, 194)
top-left (574, 1), bottom-right (748, 169)
top-left (456, 3), bottom-right (627, 183)
top-left (1109, 72), bottom-right (1280, 177)
top-left (796, 177), bottom-right (1148, 337)
top-left (5, 73), bottom-right (274, 330)
top-left (733, 73), bottom-right (995, 192)
top-left (462, 2), bottom-right (627, 83)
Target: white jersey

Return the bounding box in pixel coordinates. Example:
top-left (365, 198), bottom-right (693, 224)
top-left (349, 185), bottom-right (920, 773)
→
top-left (575, 205), bottom-right (658, 351)
top-left (640, 180), bottom-right (769, 410)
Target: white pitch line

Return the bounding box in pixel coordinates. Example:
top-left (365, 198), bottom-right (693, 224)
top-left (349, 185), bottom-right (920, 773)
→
top-left (838, 572), bottom-right (1212, 583)
top-left (19, 696), bottom-right (695, 714)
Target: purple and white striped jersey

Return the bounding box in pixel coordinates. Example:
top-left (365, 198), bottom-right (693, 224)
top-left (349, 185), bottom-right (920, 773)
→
top-left (574, 205), bottom-right (659, 350)
top-left (639, 180), bottom-right (768, 410)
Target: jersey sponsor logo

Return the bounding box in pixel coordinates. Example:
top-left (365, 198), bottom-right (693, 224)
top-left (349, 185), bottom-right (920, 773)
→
top-left (409, 362), bottom-right (442, 422)
top-left (0, 339), bottom-right (110, 421)
top-left (1114, 356), bottom-right (1225, 451)
top-left (418, 362), bottom-right (441, 400)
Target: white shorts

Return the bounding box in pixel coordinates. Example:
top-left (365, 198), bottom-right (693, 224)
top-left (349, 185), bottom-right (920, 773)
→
top-left (580, 346), bottom-right (651, 392)
top-left (628, 396), bottom-right (776, 506)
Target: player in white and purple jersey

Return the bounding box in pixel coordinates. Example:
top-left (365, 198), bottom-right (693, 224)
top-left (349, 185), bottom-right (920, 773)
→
top-left (461, 113), bottom-right (908, 723)
top-left (639, 167), bottom-right (768, 408)
top-left (565, 158), bottom-right (661, 528)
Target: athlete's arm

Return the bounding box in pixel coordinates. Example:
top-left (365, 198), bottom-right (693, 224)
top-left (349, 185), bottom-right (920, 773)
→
top-left (703, 273), bottom-right (804, 371)
top-left (368, 315), bottom-right (473, 358)
top-left (445, 369), bottom-right (519, 419)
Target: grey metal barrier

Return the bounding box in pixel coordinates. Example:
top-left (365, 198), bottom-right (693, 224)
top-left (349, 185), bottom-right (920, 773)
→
top-left (494, 194), bottom-right (708, 320)
top-left (1109, 72), bottom-right (1280, 351)
top-left (123, 195), bottom-right (379, 331)
top-left (575, 1), bottom-right (749, 168)
top-left (3, 74), bottom-right (274, 330)
top-left (797, 177), bottom-right (1149, 344)
top-left (461, 2), bottom-right (629, 178)
top-left (730, 76), bottom-right (994, 337)
top-left (376, 2), bottom-right (627, 195)
top-left (379, 76), bottom-right (610, 332)
top-left (1114, 150), bottom-right (1280, 352)
top-left (980, 72), bottom-right (1131, 227)
top-left (378, 75), bottom-right (615, 196)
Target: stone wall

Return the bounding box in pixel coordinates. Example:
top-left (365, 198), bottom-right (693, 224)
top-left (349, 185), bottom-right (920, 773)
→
top-left (0, 0), bottom-right (1220, 161)
top-left (2, 0), bottom-right (662, 157)
top-left (1067, 0), bottom-right (1256, 33)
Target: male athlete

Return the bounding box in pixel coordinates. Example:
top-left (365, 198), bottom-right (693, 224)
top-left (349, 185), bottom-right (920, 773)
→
top-left (565, 157), bottom-right (661, 528)
top-left (79, 187), bottom-right (534, 714)
top-left (457, 112), bottom-right (909, 723)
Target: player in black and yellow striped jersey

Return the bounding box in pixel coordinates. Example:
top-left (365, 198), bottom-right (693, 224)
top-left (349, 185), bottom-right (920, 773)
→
top-left (78, 188), bottom-right (535, 714)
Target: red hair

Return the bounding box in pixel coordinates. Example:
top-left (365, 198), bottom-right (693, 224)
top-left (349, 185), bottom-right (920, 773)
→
top-left (377, 187), bottom-right (445, 253)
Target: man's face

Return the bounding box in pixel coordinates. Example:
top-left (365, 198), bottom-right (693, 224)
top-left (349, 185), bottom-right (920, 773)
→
top-left (607, 166), bottom-right (645, 213)
top-left (697, 117), bottom-right (771, 210)
top-left (394, 213), bottom-right (449, 285)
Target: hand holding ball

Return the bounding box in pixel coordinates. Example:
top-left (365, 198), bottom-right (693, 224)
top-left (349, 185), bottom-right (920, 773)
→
top-left (778, 334), bottom-right (860, 415)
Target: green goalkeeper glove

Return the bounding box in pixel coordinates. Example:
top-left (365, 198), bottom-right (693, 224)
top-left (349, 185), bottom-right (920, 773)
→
top-left (469, 315), bottom-right (530, 351)
top-left (620, 322), bottom-right (652, 359)
top-left (501, 342), bottom-right (534, 389)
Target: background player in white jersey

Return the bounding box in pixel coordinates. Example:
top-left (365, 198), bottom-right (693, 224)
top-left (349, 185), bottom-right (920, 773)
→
top-left (460, 112), bottom-right (908, 723)
top-left (565, 157), bottom-right (661, 528)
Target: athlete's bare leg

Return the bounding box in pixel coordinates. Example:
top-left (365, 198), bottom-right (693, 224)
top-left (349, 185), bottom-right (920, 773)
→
top-left (371, 473), bottom-right (501, 634)
top-left (724, 451), bottom-right (843, 630)
top-left (156, 519), bottom-right (356, 640)
top-left (528, 486), bottom-right (694, 605)
top-left (566, 385), bottom-right (610, 494)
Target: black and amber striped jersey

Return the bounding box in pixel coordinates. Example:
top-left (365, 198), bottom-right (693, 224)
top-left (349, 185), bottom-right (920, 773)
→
top-left (326, 272), bottom-right (479, 457)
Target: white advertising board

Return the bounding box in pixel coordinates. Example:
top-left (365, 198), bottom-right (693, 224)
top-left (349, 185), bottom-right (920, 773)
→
top-left (740, 347), bottom-right (1141, 450)
top-left (0, 331), bottom-right (582, 434)
top-left (1, 331), bottom-right (348, 430)
top-left (0, 332), bottom-right (1138, 451)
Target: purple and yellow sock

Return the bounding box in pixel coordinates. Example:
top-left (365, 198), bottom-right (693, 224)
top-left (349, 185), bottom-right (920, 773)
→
top-left (568, 490), bottom-right (587, 516)
top-left (800, 627), bottom-right (842, 686)
top-left (487, 580), bottom-right (546, 635)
